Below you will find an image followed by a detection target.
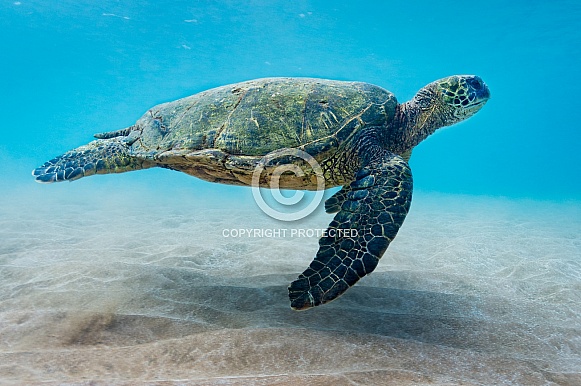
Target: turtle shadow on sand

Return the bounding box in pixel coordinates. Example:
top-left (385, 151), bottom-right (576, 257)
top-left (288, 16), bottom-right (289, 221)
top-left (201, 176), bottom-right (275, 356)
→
top-left (39, 265), bottom-right (529, 356)
top-left (101, 267), bottom-right (568, 366)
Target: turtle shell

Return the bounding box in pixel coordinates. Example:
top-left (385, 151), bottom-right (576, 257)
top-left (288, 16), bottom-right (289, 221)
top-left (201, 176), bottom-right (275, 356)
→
top-left (131, 78), bottom-right (397, 158)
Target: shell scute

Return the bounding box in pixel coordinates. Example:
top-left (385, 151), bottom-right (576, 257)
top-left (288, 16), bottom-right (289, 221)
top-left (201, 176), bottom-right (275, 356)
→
top-left (132, 78), bottom-right (397, 159)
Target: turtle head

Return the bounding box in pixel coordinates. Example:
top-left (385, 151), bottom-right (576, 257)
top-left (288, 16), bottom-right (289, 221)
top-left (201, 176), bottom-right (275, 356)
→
top-left (397, 75), bottom-right (490, 151)
top-left (416, 75), bottom-right (490, 126)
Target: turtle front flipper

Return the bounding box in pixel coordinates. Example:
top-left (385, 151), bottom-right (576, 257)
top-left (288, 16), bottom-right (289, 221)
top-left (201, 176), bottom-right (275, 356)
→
top-left (32, 138), bottom-right (153, 183)
top-left (288, 152), bottom-right (413, 310)
top-left (324, 187), bottom-right (350, 214)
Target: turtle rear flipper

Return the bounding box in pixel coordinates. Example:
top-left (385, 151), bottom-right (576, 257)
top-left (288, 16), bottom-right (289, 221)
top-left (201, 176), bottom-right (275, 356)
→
top-left (32, 138), bottom-right (153, 183)
top-left (288, 151), bottom-right (412, 310)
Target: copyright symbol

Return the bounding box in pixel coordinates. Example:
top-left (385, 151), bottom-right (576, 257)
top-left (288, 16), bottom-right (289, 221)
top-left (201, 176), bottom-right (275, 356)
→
top-left (251, 148), bottom-right (325, 221)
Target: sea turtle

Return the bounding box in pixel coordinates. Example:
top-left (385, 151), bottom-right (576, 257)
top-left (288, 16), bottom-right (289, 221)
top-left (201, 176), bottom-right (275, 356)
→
top-left (32, 76), bottom-right (490, 310)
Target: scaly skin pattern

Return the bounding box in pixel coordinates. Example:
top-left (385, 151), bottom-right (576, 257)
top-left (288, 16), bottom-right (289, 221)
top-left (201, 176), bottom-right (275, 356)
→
top-left (289, 150), bottom-right (412, 309)
top-left (32, 138), bottom-right (153, 183)
top-left (32, 75), bottom-right (490, 310)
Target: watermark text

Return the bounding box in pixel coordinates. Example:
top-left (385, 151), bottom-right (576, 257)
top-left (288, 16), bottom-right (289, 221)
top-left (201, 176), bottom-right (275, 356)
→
top-left (222, 228), bottom-right (358, 238)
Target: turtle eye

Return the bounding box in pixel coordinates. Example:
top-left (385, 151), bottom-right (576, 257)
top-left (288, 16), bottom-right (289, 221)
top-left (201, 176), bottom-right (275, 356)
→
top-left (468, 77), bottom-right (483, 90)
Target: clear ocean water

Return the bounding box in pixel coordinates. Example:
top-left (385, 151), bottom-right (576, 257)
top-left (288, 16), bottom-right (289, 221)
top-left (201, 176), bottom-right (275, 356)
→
top-left (1, 1), bottom-right (580, 385)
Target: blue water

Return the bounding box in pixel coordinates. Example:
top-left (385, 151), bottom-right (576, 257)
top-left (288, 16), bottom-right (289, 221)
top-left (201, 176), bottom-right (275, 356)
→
top-left (1, 0), bottom-right (580, 198)
top-left (1, 1), bottom-right (581, 384)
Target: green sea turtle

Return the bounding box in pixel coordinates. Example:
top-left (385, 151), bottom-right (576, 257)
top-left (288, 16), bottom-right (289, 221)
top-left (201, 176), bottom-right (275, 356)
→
top-left (33, 75), bottom-right (490, 310)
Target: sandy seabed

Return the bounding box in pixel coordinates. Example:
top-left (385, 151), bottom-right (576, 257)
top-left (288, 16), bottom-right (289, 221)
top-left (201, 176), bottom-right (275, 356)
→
top-left (0, 184), bottom-right (580, 385)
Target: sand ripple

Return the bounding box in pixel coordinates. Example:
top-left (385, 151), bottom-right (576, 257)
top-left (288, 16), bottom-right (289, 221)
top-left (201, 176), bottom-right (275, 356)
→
top-left (0, 186), bottom-right (580, 385)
